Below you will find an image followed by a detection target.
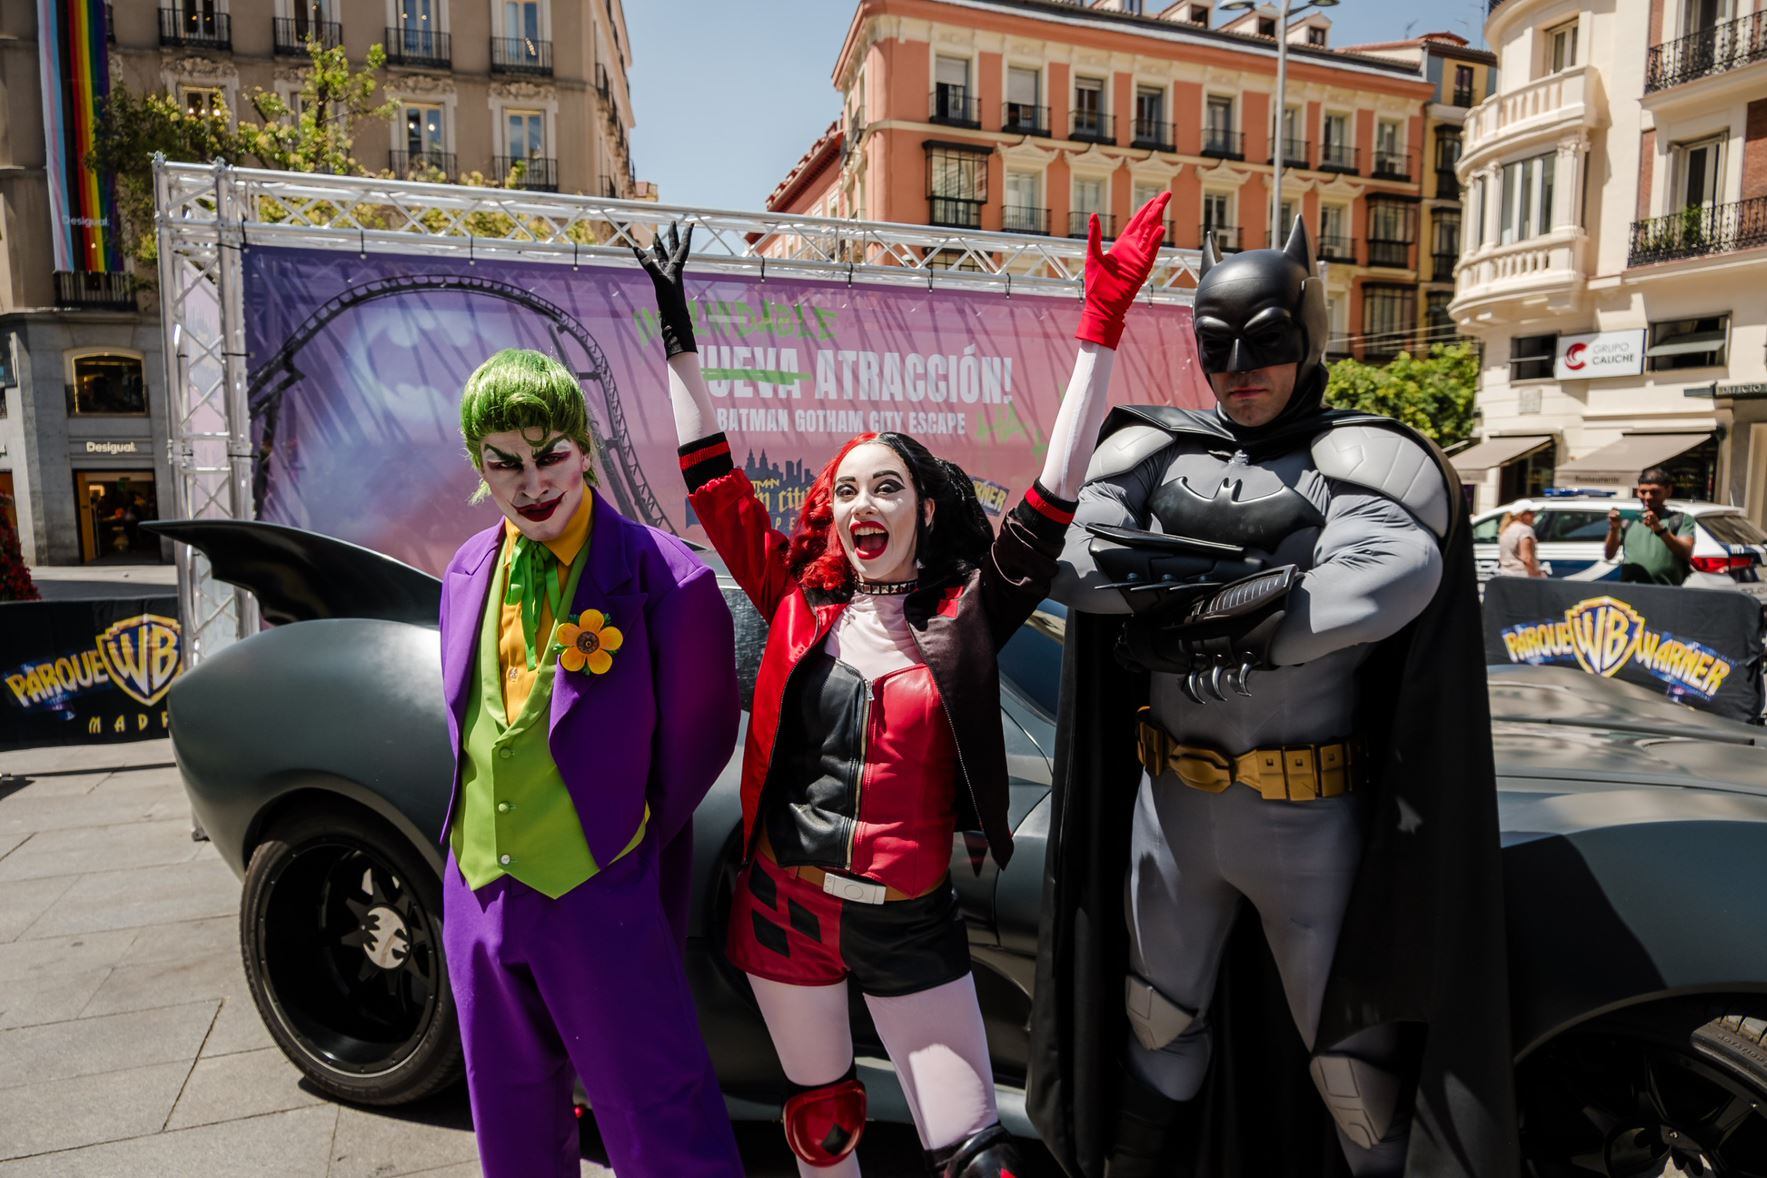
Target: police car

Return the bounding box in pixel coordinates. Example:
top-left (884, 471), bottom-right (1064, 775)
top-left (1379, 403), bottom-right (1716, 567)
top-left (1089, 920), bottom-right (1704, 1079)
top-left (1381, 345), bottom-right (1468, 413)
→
top-left (1471, 494), bottom-right (1767, 590)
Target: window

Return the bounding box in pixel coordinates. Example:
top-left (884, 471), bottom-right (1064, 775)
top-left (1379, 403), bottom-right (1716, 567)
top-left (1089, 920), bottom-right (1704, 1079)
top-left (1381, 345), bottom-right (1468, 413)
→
top-left (1074, 76), bottom-right (1106, 138)
top-left (1499, 153), bottom-right (1555, 243)
top-left (1006, 65), bottom-right (1041, 130)
top-left (1470, 515), bottom-right (1502, 544)
top-left (1509, 333), bottom-right (1557, 381)
top-left (397, 0), bottom-right (440, 55)
top-left (1361, 286), bottom-right (1417, 357)
top-left (181, 86), bottom-right (221, 116)
top-left (1453, 64), bottom-right (1476, 105)
top-left (1203, 191), bottom-right (1232, 230)
top-left (1321, 111), bottom-right (1352, 168)
top-left (293, 0), bottom-right (334, 38)
top-left (1646, 314), bottom-right (1729, 371)
top-left (1319, 202), bottom-right (1350, 257)
top-left (926, 144), bottom-right (987, 229)
top-left (1073, 176), bottom-right (1106, 215)
top-left (1426, 291), bottom-right (1454, 334)
top-left (1004, 171), bottom-right (1044, 233)
top-left (1435, 130), bottom-right (1462, 175)
top-left (501, 0), bottom-right (538, 40)
top-left (1470, 175), bottom-right (1487, 247)
top-left (934, 55), bottom-right (973, 123)
top-left (1133, 180), bottom-right (1166, 212)
top-left (1134, 85), bottom-right (1166, 144)
top-left (505, 109), bottom-right (543, 160)
top-left (1433, 213), bottom-right (1461, 258)
top-left (1547, 21), bottom-right (1579, 73)
top-left (404, 103), bottom-right (445, 155)
top-left (1327, 286), bottom-right (1349, 354)
top-left (1367, 198), bottom-right (1416, 266)
top-left (1206, 95), bottom-right (1233, 134)
top-left (1308, 26), bottom-right (1326, 45)
top-left (1279, 199), bottom-right (1297, 236)
top-left (1257, 16), bottom-right (1276, 36)
top-left (1673, 137), bottom-right (1724, 209)
top-left (66, 354), bottom-right (147, 415)
top-left (1189, 4), bottom-right (1209, 23)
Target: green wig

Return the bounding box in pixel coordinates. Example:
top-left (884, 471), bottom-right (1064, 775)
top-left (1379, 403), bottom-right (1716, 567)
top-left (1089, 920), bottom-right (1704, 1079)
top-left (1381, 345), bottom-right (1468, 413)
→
top-left (459, 348), bottom-right (597, 502)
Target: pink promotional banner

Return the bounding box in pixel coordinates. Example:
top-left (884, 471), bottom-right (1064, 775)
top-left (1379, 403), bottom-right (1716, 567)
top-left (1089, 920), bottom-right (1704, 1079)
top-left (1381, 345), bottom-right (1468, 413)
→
top-left (243, 245), bottom-right (1207, 576)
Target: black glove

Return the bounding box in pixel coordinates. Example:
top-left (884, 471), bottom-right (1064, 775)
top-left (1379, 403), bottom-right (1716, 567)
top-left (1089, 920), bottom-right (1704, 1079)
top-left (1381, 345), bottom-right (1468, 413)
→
top-left (1116, 565), bottom-right (1299, 702)
top-left (632, 221), bottom-right (696, 357)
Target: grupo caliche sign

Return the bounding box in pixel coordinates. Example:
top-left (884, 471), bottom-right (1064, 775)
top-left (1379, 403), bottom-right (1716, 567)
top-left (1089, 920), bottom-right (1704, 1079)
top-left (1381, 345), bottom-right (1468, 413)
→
top-left (0, 596), bottom-right (182, 748)
top-left (1483, 577), bottom-right (1764, 722)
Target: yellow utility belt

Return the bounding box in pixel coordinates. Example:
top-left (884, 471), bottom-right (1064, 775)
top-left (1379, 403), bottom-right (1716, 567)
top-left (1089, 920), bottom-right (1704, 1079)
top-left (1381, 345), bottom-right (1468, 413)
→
top-left (1136, 712), bottom-right (1356, 802)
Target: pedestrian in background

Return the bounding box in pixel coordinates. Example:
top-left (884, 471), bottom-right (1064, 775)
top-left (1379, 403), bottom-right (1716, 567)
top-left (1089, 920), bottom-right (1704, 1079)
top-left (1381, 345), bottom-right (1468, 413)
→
top-left (1497, 500), bottom-right (1544, 577)
top-left (1603, 467), bottom-right (1695, 584)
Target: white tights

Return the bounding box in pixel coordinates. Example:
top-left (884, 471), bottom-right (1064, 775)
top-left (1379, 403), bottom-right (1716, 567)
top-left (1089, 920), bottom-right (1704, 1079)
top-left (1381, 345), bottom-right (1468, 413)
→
top-left (748, 973), bottom-right (999, 1177)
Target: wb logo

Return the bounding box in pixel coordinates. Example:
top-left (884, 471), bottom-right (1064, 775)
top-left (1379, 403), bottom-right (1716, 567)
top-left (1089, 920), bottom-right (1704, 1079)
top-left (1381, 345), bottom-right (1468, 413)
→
top-left (96, 614), bottom-right (182, 707)
top-left (1565, 597), bottom-right (1645, 678)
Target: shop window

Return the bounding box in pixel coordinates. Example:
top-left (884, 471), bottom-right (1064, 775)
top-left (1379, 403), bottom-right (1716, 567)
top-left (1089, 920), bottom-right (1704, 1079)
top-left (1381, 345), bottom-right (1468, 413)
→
top-left (66, 354), bottom-right (147, 415)
top-left (1509, 333), bottom-right (1557, 382)
top-left (75, 470), bottom-right (160, 563)
top-left (1646, 314), bottom-right (1728, 371)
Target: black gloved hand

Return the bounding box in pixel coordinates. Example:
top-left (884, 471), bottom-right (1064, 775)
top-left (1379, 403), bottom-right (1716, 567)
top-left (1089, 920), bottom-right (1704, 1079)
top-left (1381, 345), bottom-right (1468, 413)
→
top-left (632, 221), bottom-right (696, 357)
top-left (1116, 566), bottom-right (1299, 701)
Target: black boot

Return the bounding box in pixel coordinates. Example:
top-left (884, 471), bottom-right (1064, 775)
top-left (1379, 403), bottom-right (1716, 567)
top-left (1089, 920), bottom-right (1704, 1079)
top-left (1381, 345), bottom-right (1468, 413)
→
top-left (925, 1122), bottom-right (1025, 1177)
top-left (1104, 1067), bottom-right (1187, 1178)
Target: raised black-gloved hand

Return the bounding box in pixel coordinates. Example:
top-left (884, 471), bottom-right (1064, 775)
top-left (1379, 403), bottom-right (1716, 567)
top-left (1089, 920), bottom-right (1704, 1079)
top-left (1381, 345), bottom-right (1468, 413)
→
top-left (632, 221), bottom-right (696, 357)
top-left (1116, 565), bottom-right (1299, 702)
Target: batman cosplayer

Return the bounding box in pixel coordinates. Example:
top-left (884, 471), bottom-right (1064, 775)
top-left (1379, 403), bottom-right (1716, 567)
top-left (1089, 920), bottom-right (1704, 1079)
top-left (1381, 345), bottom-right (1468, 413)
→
top-left (1026, 221), bottom-right (1519, 1178)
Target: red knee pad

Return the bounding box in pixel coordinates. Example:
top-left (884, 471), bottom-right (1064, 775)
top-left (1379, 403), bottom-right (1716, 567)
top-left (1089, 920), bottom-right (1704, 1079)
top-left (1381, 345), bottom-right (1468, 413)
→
top-left (782, 1075), bottom-right (867, 1167)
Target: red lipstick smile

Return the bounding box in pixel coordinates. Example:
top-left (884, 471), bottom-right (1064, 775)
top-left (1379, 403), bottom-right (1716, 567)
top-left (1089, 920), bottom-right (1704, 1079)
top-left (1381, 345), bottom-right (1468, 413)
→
top-left (850, 521), bottom-right (889, 560)
top-left (516, 496), bottom-right (564, 522)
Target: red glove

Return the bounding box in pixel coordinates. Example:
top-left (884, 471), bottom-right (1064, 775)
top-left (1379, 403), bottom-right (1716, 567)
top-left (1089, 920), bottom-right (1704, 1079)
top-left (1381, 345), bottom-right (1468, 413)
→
top-left (1075, 192), bottom-right (1171, 349)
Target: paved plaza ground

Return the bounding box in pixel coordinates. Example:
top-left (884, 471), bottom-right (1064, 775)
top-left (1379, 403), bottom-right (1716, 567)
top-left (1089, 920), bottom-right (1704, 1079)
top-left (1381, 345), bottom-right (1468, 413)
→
top-left (0, 738), bottom-right (931, 1176)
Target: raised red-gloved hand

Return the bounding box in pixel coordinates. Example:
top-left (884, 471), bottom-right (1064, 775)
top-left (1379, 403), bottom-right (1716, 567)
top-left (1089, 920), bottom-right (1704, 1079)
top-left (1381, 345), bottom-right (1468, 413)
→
top-left (1075, 191), bottom-right (1171, 349)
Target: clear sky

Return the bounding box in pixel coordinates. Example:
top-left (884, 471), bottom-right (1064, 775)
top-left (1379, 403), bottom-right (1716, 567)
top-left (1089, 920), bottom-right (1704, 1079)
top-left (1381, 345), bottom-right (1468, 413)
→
top-left (625, 0), bottom-right (1490, 213)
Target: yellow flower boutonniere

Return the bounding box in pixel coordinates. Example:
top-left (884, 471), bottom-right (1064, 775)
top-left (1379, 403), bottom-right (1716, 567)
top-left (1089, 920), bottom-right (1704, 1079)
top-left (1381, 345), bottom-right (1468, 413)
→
top-left (555, 610), bottom-right (623, 676)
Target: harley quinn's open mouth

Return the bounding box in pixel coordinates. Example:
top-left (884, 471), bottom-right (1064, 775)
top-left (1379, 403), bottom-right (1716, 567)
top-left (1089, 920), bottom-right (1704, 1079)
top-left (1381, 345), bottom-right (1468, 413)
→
top-left (850, 521), bottom-right (889, 561)
top-left (516, 495), bottom-right (564, 523)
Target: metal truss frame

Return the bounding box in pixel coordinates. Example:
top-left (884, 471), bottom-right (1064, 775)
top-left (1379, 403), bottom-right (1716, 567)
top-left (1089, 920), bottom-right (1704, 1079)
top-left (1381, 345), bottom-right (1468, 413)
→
top-left (154, 158), bottom-right (1200, 664)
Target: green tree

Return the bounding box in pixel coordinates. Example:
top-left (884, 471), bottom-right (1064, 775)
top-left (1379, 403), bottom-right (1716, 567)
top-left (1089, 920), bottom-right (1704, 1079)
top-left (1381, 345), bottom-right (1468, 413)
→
top-left (1325, 342), bottom-right (1480, 449)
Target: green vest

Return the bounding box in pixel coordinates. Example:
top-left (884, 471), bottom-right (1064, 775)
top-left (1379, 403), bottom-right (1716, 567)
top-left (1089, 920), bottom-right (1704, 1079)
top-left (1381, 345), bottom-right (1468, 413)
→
top-left (449, 535), bottom-right (645, 898)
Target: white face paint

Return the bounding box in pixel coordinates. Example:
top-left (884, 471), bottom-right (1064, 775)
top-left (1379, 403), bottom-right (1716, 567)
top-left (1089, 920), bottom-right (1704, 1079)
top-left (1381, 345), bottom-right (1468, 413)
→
top-left (478, 428), bottom-right (593, 544)
top-left (830, 441), bottom-right (932, 585)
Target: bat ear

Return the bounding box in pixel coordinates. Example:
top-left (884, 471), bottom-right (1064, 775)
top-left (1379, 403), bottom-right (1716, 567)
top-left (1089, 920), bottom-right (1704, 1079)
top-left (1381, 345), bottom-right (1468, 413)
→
top-left (1283, 217), bottom-right (1313, 269)
top-left (1200, 230), bottom-right (1220, 277)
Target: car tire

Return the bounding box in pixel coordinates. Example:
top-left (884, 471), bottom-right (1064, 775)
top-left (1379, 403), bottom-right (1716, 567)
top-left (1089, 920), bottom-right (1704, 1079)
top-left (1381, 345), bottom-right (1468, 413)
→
top-left (240, 805), bottom-right (461, 1106)
top-left (1517, 1002), bottom-right (1767, 1176)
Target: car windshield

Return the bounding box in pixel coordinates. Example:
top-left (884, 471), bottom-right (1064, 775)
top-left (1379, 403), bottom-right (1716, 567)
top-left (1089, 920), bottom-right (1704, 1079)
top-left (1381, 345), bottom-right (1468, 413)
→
top-left (997, 600), bottom-right (1066, 721)
top-left (1699, 513), bottom-right (1767, 546)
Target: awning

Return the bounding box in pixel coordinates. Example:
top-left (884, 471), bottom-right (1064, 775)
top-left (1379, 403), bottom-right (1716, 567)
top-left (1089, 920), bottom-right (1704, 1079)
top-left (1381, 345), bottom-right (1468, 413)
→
top-left (1557, 431), bottom-right (1712, 476)
top-left (1448, 434), bottom-right (1554, 474)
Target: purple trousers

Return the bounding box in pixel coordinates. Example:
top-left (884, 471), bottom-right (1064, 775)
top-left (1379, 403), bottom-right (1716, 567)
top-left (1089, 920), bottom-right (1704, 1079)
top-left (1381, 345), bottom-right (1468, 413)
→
top-left (441, 840), bottom-right (743, 1177)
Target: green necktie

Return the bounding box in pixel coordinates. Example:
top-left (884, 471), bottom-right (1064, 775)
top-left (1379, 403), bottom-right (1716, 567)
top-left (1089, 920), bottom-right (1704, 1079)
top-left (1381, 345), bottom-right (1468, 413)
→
top-left (504, 535), bottom-right (565, 671)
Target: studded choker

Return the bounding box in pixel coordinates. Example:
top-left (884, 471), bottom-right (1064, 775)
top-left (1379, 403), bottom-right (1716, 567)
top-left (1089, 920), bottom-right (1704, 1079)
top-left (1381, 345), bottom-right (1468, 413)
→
top-left (855, 576), bottom-right (918, 596)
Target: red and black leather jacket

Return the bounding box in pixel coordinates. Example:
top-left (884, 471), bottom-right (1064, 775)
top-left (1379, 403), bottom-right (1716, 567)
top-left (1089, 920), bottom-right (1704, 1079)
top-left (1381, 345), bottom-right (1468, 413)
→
top-left (681, 433), bottom-right (1075, 874)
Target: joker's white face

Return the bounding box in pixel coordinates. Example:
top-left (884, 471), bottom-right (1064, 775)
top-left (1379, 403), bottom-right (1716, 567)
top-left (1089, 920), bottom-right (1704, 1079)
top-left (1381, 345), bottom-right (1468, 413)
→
top-left (478, 429), bottom-right (592, 544)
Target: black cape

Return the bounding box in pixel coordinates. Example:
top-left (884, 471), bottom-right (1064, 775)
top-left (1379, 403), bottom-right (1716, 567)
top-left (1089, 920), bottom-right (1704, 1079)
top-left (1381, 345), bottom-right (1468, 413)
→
top-left (1026, 406), bottom-right (1519, 1178)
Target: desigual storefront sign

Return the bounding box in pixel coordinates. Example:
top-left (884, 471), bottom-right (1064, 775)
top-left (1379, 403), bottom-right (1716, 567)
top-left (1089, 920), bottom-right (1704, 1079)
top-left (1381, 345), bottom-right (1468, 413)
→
top-left (0, 597), bottom-right (183, 747)
top-left (71, 439), bottom-right (145, 456)
top-left (1554, 330), bottom-right (1646, 380)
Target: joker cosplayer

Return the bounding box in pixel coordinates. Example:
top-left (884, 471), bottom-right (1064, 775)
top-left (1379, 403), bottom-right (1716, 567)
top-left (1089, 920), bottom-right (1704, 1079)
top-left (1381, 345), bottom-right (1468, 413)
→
top-left (438, 348), bottom-right (744, 1177)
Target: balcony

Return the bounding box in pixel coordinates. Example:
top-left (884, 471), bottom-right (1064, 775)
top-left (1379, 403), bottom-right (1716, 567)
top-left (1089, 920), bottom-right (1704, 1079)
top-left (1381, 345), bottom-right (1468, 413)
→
top-left (1646, 12), bottom-right (1767, 92)
top-left (491, 36), bottom-right (553, 75)
top-left (389, 149), bottom-right (456, 179)
top-left (1318, 235), bottom-right (1357, 262)
top-left (494, 155), bottom-right (559, 191)
top-left (273, 17), bottom-right (339, 55)
top-left (929, 197), bottom-right (983, 230)
top-left (1431, 251), bottom-right (1460, 282)
top-left (1450, 229), bottom-right (1589, 322)
top-left (1371, 149), bottom-right (1413, 181)
top-left (1003, 102), bottom-right (1049, 136)
top-left (1461, 65), bottom-right (1603, 172)
top-left (1319, 142), bottom-right (1360, 173)
top-left (1070, 211), bottom-right (1116, 238)
top-left (1368, 239), bottom-right (1412, 268)
top-left (930, 86), bottom-right (980, 128)
top-left (384, 26), bottom-right (451, 69)
top-left (1269, 137), bottom-right (1310, 167)
top-left (1435, 169), bottom-right (1461, 200)
top-left (1203, 225), bottom-right (1242, 252)
top-left (159, 7), bottom-right (229, 49)
top-left (1201, 129), bottom-right (1245, 160)
top-left (1131, 117), bottom-right (1174, 151)
top-left (1628, 196), bottom-right (1767, 267)
top-left (1002, 205), bottom-right (1050, 235)
top-left (1071, 110), bottom-right (1115, 144)
top-left (53, 270), bottom-right (135, 311)
top-left (1451, 86), bottom-right (1476, 108)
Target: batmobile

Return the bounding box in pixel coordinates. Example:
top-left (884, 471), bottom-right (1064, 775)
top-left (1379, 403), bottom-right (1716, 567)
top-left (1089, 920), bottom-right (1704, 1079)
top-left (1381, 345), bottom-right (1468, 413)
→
top-left (151, 519), bottom-right (1767, 1178)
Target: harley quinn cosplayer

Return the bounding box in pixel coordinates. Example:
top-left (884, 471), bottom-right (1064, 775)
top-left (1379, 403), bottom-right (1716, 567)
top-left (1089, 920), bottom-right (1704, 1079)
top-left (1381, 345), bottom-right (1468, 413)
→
top-left (437, 349), bottom-right (743, 1177)
top-left (634, 195), bottom-right (1171, 1178)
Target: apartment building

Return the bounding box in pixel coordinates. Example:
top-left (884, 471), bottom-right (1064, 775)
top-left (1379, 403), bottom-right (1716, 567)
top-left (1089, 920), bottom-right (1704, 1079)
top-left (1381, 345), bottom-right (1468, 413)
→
top-left (0, 0), bottom-right (644, 565)
top-left (767, 0), bottom-right (1445, 365)
top-left (1449, 0), bottom-right (1767, 519)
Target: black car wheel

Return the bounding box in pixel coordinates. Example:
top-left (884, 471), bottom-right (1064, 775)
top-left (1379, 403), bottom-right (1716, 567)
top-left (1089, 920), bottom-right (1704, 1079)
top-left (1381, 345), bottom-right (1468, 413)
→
top-left (240, 806), bottom-right (461, 1105)
top-left (1518, 1005), bottom-right (1767, 1176)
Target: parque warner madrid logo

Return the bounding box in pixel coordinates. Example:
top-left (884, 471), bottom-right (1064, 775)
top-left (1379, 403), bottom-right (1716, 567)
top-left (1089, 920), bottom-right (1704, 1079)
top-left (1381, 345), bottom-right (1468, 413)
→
top-left (96, 614), bottom-right (182, 707)
top-left (1499, 595), bottom-right (1734, 700)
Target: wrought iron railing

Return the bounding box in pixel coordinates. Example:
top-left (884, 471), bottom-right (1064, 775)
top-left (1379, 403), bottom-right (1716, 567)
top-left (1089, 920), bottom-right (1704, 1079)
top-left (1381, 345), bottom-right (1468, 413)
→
top-left (54, 270), bottom-right (136, 310)
top-left (385, 26), bottom-right (451, 68)
top-left (1204, 225), bottom-right (1242, 252)
top-left (273, 17), bottom-right (340, 55)
top-left (929, 197), bottom-right (984, 230)
top-left (1003, 102), bottom-right (1049, 135)
top-left (931, 86), bottom-right (981, 127)
top-left (1002, 205), bottom-right (1050, 235)
top-left (389, 149), bottom-right (456, 179)
top-left (1071, 110), bottom-right (1115, 143)
top-left (1371, 149), bottom-right (1413, 181)
top-left (1318, 235), bottom-right (1356, 262)
top-left (159, 7), bottom-right (230, 48)
top-left (491, 36), bottom-right (553, 75)
top-left (1131, 117), bottom-right (1174, 150)
top-left (1368, 239), bottom-right (1413, 268)
top-left (1646, 11), bottom-right (1767, 91)
top-left (1270, 136), bottom-right (1310, 167)
top-left (1628, 196), bottom-right (1767, 266)
top-left (1202, 129), bottom-right (1245, 159)
top-left (1319, 142), bottom-right (1359, 173)
top-left (494, 156), bottom-right (559, 191)
top-left (1451, 86), bottom-right (1476, 107)
top-left (1071, 211), bottom-right (1116, 238)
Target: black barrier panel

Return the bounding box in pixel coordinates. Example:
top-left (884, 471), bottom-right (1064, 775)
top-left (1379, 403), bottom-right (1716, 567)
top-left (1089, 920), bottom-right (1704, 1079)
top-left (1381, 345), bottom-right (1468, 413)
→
top-left (1484, 577), bottom-right (1765, 723)
top-left (0, 596), bottom-right (182, 749)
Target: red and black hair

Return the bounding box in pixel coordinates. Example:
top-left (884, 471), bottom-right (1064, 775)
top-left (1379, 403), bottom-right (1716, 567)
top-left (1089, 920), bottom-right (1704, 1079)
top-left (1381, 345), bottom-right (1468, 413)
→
top-left (786, 432), bottom-right (994, 595)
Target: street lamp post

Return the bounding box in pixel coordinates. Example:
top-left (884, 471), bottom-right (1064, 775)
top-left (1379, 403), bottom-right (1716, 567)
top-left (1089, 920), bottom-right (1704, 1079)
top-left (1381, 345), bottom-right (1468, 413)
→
top-left (1221, 0), bottom-right (1340, 247)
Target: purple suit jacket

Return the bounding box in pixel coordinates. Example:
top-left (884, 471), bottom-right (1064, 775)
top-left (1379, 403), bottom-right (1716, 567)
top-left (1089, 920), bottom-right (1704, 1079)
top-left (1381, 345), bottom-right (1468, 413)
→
top-left (437, 490), bottom-right (739, 938)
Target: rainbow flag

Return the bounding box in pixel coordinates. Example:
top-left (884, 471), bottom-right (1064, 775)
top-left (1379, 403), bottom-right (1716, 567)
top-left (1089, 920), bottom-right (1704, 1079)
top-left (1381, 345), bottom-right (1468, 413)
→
top-left (38, 0), bottom-right (122, 274)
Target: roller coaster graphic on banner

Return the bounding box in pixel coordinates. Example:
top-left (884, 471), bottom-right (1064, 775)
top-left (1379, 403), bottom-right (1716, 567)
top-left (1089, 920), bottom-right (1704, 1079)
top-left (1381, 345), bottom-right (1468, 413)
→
top-left (244, 272), bottom-right (668, 531)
